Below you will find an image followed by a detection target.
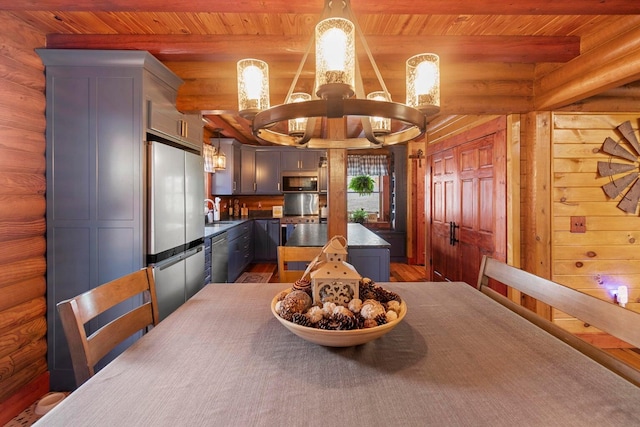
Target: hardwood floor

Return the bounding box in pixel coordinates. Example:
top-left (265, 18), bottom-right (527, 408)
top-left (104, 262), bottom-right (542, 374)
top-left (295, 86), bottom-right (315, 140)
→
top-left (246, 262), bottom-right (428, 283)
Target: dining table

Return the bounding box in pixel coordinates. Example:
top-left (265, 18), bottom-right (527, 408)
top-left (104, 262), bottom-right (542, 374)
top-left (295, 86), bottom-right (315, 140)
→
top-left (36, 281), bottom-right (640, 426)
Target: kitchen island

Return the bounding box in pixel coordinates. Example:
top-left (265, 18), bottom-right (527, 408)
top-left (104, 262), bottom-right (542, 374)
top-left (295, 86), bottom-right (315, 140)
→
top-left (286, 223), bottom-right (391, 281)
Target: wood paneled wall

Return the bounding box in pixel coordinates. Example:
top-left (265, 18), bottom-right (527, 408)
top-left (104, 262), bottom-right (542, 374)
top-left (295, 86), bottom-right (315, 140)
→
top-left (0, 12), bottom-right (48, 423)
top-left (550, 112), bottom-right (640, 345)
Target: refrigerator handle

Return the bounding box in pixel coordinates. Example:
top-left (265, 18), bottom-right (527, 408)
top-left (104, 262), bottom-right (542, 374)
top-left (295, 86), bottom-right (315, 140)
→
top-left (184, 245), bottom-right (204, 258)
top-left (156, 256), bottom-right (184, 270)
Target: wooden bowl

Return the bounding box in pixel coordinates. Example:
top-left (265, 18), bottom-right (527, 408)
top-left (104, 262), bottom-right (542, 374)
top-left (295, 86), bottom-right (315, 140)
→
top-left (271, 290), bottom-right (407, 347)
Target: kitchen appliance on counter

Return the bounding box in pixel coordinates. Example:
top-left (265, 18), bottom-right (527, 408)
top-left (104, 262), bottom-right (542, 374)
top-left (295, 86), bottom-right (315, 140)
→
top-left (147, 140), bottom-right (205, 320)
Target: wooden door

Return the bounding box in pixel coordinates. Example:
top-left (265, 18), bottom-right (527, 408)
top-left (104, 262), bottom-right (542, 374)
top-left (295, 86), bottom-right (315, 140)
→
top-left (431, 148), bottom-right (459, 281)
top-left (427, 119), bottom-right (506, 289)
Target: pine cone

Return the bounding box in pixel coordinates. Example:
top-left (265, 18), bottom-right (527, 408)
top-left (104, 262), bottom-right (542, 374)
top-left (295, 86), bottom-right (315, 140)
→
top-left (317, 318), bottom-right (337, 330)
top-left (374, 313), bottom-right (388, 326)
top-left (333, 313), bottom-right (358, 330)
top-left (359, 280), bottom-right (377, 300)
top-left (373, 286), bottom-right (401, 303)
top-left (291, 312), bottom-right (311, 327)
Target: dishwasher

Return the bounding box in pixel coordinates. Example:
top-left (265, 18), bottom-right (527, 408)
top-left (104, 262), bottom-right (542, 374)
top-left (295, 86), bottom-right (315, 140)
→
top-left (211, 232), bottom-right (229, 283)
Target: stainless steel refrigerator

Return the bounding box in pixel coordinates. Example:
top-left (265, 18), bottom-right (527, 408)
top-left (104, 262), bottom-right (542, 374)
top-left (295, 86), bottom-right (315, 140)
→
top-left (147, 140), bottom-right (205, 320)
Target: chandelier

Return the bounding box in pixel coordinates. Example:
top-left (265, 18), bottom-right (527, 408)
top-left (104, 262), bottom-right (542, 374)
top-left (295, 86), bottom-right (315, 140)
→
top-left (237, 0), bottom-right (440, 149)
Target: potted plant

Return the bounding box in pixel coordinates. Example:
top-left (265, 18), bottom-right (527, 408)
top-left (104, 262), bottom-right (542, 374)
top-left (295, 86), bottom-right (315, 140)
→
top-left (348, 175), bottom-right (375, 196)
top-left (351, 208), bottom-right (367, 223)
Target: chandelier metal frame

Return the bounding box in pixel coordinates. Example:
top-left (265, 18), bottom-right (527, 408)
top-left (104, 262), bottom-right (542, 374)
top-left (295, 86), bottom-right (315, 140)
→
top-left (239, 0), bottom-right (440, 149)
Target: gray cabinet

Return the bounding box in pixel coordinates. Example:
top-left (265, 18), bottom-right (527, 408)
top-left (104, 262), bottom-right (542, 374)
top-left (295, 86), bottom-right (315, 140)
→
top-left (211, 139), bottom-right (241, 195)
top-left (281, 149), bottom-right (319, 171)
top-left (146, 73), bottom-right (203, 152)
top-left (227, 222), bottom-right (253, 282)
top-left (254, 219), bottom-right (281, 261)
top-left (348, 248), bottom-right (391, 282)
top-left (204, 235), bottom-right (212, 285)
top-left (240, 146), bottom-right (256, 194)
top-left (38, 49), bottom-right (191, 390)
top-left (255, 150), bottom-right (281, 194)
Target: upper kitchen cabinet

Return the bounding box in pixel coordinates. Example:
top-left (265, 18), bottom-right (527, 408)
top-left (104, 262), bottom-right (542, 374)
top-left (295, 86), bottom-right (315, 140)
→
top-left (238, 147), bottom-right (281, 195)
top-left (240, 145), bottom-right (256, 194)
top-left (146, 73), bottom-right (202, 152)
top-left (281, 149), bottom-right (319, 171)
top-left (211, 139), bottom-right (241, 195)
top-left (255, 149), bottom-right (281, 194)
top-left (37, 49), bottom-right (193, 391)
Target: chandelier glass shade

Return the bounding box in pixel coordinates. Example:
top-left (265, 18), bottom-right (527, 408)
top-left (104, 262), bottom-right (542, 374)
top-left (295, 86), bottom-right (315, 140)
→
top-left (367, 91), bottom-right (392, 136)
top-left (236, 0), bottom-right (440, 148)
top-left (315, 17), bottom-right (355, 100)
top-left (287, 92), bottom-right (313, 136)
top-left (237, 59), bottom-right (270, 120)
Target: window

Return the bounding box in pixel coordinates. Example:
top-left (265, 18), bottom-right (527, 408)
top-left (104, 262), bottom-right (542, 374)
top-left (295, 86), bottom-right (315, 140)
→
top-left (347, 175), bottom-right (381, 219)
top-left (346, 154), bottom-right (390, 222)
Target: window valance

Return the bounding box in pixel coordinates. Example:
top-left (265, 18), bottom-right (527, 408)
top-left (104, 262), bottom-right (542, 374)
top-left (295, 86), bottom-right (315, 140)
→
top-left (347, 154), bottom-right (388, 176)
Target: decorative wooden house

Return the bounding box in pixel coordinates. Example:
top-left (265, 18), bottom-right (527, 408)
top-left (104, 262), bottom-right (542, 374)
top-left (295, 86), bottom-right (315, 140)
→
top-left (309, 236), bottom-right (361, 306)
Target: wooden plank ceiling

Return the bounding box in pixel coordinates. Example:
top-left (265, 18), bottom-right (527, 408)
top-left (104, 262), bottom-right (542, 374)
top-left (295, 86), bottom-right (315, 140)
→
top-left (4, 1), bottom-right (640, 145)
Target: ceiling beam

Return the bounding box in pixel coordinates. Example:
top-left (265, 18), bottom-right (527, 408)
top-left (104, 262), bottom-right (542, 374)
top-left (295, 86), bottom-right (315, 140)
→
top-left (535, 24), bottom-right (640, 109)
top-left (46, 34), bottom-right (580, 63)
top-left (7, 0), bottom-right (640, 15)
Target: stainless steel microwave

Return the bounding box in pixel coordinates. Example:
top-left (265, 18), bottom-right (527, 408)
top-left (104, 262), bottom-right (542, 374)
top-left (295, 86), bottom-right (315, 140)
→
top-left (281, 171), bottom-right (318, 192)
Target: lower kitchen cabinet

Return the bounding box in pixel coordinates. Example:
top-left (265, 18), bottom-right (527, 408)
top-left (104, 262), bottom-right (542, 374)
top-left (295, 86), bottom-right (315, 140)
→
top-left (348, 248), bottom-right (390, 282)
top-left (204, 235), bottom-right (212, 285)
top-left (254, 219), bottom-right (281, 261)
top-left (227, 222), bottom-right (254, 282)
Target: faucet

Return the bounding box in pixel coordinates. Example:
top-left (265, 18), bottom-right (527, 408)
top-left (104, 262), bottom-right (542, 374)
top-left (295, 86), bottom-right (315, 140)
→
top-left (204, 199), bottom-right (215, 214)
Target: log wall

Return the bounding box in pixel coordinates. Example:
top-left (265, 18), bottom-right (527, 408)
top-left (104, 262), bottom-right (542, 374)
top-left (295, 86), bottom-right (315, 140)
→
top-left (550, 112), bottom-right (640, 346)
top-left (0, 12), bottom-right (48, 424)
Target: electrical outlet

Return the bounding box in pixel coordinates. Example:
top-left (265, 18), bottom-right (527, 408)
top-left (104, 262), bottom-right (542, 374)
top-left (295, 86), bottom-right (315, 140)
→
top-left (570, 216), bottom-right (586, 233)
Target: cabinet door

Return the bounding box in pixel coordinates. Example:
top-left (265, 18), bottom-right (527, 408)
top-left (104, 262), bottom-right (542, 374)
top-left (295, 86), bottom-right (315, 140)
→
top-left (281, 150), bottom-right (319, 171)
top-left (255, 150), bottom-right (280, 194)
top-left (254, 219), bottom-right (280, 261)
top-left (281, 150), bottom-right (300, 171)
top-left (181, 113), bottom-right (203, 152)
top-left (299, 150), bottom-right (319, 170)
top-left (319, 165), bottom-right (328, 193)
top-left (212, 141), bottom-right (240, 195)
top-left (147, 76), bottom-right (183, 140)
top-left (241, 147), bottom-right (256, 193)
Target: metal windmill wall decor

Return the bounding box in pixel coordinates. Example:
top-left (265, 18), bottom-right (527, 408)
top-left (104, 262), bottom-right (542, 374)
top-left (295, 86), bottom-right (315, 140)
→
top-left (598, 120), bottom-right (640, 214)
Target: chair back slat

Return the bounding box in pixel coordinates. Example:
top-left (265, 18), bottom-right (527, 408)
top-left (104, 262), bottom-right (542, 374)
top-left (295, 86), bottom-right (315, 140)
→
top-left (277, 246), bottom-right (323, 283)
top-left (57, 266), bottom-right (159, 387)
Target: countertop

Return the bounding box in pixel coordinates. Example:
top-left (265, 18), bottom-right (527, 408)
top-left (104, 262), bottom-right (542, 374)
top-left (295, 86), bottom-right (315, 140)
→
top-left (286, 223), bottom-right (390, 248)
top-left (204, 218), bottom-right (252, 237)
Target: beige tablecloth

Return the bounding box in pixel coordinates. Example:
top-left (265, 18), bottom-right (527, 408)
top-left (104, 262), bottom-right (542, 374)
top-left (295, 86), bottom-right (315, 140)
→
top-left (37, 282), bottom-right (640, 426)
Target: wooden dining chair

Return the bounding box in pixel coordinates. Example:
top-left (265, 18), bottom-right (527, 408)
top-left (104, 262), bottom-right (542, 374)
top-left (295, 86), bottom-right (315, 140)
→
top-left (57, 266), bottom-right (159, 387)
top-left (277, 246), bottom-right (323, 283)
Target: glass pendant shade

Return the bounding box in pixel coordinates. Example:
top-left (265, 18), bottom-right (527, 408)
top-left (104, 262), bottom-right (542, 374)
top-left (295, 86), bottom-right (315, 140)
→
top-left (237, 58), bottom-right (270, 119)
top-left (315, 17), bottom-right (355, 99)
top-left (367, 91), bottom-right (392, 135)
top-left (406, 53), bottom-right (440, 115)
top-left (287, 92), bottom-right (312, 136)
top-left (209, 133), bottom-right (227, 171)
top-left (213, 148), bottom-right (226, 170)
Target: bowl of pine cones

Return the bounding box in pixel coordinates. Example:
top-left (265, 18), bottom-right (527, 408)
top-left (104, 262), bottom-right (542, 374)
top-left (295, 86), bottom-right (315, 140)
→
top-left (271, 279), bottom-right (407, 347)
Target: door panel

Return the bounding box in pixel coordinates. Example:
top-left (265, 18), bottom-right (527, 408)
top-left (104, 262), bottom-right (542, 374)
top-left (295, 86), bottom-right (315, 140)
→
top-left (427, 121), bottom-right (506, 291)
top-left (430, 149), bottom-right (458, 282)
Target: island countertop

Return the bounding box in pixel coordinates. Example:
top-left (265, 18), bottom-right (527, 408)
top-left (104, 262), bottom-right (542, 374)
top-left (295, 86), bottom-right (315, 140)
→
top-left (286, 223), bottom-right (390, 248)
